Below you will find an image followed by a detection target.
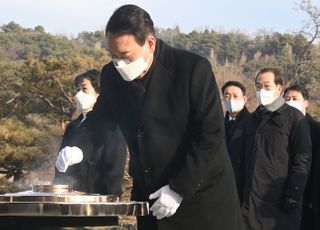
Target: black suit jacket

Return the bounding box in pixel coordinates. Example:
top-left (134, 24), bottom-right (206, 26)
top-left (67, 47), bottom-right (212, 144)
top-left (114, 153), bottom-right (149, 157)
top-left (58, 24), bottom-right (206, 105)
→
top-left (305, 114), bottom-right (320, 207)
top-left (53, 113), bottom-right (126, 195)
top-left (78, 39), bottom-right (242, 229)
top-left (225, 106), bottom-right (250, 202)
top-left (300, 113), bottom-right (320, 229)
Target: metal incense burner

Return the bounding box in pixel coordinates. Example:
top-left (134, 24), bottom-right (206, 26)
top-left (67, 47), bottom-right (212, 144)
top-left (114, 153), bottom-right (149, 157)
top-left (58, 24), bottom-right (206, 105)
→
top-left (0, 184), bottom-right (149, 229)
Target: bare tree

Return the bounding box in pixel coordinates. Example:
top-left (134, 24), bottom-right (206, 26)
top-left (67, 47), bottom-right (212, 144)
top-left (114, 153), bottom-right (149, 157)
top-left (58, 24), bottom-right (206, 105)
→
top-left (291, 0), bottom-right (320, 83)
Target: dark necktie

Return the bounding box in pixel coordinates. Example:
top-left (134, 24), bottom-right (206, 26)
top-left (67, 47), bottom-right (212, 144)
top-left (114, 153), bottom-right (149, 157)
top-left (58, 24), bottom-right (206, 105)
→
top-left (226, 119), bottom-right (236, 141)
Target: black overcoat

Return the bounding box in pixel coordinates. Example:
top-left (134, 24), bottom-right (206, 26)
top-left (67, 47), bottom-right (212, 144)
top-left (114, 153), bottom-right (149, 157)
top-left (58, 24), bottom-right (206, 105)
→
top-left (225, 106), bottom-right (251, 203)
top-left (242, 104), bottom-right (312, 230)
top-left (300, 113), bottom-right (320, 230)
top-left (82, 39), bottom-right (243, 230)
top-left (53, 114), bottom-right (127, 195)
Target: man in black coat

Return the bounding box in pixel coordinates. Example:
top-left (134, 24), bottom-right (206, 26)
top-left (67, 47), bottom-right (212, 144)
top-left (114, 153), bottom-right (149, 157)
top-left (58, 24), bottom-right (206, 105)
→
top-left (54, 70), bottom-right (126, 195)
top-left (221, 81), bottom-right (251, 203)
top-left (64, 4), bottom-right (243, 230)
top-left (242, 68), bottom-right (312, 230)
top-left (284, 84), bottom-right (320, 230)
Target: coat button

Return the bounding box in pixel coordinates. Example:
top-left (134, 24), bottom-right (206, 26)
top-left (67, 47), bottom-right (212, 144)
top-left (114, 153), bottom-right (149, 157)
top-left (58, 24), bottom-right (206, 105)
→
top-left (138, 131), bottom-right (144, 138)
top-left (144, 168), bottom-right (151, 174)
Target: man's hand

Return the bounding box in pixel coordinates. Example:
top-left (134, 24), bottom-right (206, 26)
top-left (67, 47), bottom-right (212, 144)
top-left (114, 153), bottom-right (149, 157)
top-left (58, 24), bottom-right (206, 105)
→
top-left (149, 185), bottom-right (183, 220)
top-left (283, 196), bottom-right (299, 212)
top-left (55, 146), bottom-right (83, 172)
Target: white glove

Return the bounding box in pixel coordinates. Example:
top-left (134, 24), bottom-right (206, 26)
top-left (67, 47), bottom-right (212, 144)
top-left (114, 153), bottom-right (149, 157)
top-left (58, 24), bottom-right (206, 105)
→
top-left (149, 184), bottom-right (183, 220)
top-left (55, 146), bottom-right (83, 172)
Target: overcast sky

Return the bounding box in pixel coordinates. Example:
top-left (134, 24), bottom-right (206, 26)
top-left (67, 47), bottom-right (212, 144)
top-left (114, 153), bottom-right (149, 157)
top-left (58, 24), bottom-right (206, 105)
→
top-left (0, 0), bottom-right (314, 37)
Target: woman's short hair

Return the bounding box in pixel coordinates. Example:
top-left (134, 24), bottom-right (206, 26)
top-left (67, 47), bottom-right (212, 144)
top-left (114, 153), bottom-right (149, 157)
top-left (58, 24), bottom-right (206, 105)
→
top-left (74, 69), bottom-right (101, 93)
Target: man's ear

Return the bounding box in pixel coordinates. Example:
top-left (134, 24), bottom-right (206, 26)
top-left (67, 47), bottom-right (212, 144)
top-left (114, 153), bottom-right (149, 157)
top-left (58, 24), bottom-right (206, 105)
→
top-left (243, 95), bottom-right (247, 103)
top-left (304, 100), bottom-right (309, 109)
top-left (146, 35), bottom-right (156, 53)
top-left (277, 84), bottom-right (284, 92)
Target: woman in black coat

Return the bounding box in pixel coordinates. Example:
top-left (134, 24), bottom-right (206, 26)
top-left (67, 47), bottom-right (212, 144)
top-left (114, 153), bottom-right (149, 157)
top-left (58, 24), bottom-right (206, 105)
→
top-left (53, 70), bottom-right (126, 195)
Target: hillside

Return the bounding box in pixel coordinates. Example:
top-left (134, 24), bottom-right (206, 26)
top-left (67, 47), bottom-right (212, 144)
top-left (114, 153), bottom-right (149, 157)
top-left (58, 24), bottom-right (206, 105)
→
top-left (0, 20), bottom-right (319, 193)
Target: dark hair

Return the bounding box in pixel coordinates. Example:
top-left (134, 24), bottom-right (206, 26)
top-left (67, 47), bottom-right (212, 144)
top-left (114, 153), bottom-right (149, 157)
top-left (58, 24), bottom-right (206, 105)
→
top-left (221, 81), bottom-right (246, 95)
top-left (255, 67), bottom-right (284, 86)
top-left (74, 69), bottom-right (101, 93)
top-left (105, 4), bottom-right (155, 46)
top-left (284, 84), bottom-right (309, 100)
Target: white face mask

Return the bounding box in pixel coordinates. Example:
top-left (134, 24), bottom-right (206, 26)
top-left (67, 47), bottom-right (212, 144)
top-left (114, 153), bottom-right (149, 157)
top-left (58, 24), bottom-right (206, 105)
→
top-left (224, 99), bottom-right (245, 114)
top-left (113, 43), bottom-right (150, 81)
top-left (256, 89), bottom-right (276, 105)
top-left (286, 100), bottom-right (305, 115)
top-left (74, 91), bottom-right (97, 112)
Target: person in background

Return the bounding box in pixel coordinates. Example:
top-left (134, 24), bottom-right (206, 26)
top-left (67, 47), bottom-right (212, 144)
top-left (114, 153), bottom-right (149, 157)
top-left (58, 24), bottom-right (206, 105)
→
top-left (221, 81), bottom-right (250, 203)
top-left (54, 69), bottom-right (127, 196)
top-left (284, 84), bottom-right (320, 230)
top-left (241, 67), bottom-right (312, 230)
top-left (57, 4), bottom-right (243, 230)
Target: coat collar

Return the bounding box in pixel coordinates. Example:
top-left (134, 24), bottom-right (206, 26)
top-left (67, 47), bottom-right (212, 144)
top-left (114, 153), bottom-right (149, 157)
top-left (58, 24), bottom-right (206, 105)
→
top-left (264, 96), bottom-right (285, 112)
top-left (254, 100), bottom-right (289, 117)
top-left (225, 106), bottom-right (250, 139)
top-left (139, 41), bottom-right (174, 127)
top-left (112, 40), bottom-right (175, 128)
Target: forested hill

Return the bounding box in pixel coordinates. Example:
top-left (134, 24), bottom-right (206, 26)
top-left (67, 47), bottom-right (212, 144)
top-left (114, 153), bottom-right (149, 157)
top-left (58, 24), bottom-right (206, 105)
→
top-left (0, 20), bottom-right (319, 189)
top-left (2, 21), bottom-right (319, 83)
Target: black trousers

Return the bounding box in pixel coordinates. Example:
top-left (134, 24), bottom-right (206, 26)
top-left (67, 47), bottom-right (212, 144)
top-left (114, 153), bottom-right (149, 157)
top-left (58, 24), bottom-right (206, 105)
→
top-left (137, 215), bottom-right (158, 230)
top-left (300, 207), bottom-right (320, 230)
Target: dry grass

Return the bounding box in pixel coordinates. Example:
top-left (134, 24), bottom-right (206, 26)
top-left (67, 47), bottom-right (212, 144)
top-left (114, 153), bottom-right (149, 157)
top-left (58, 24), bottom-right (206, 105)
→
top-left (118, 151), bottom-right (137, 229)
